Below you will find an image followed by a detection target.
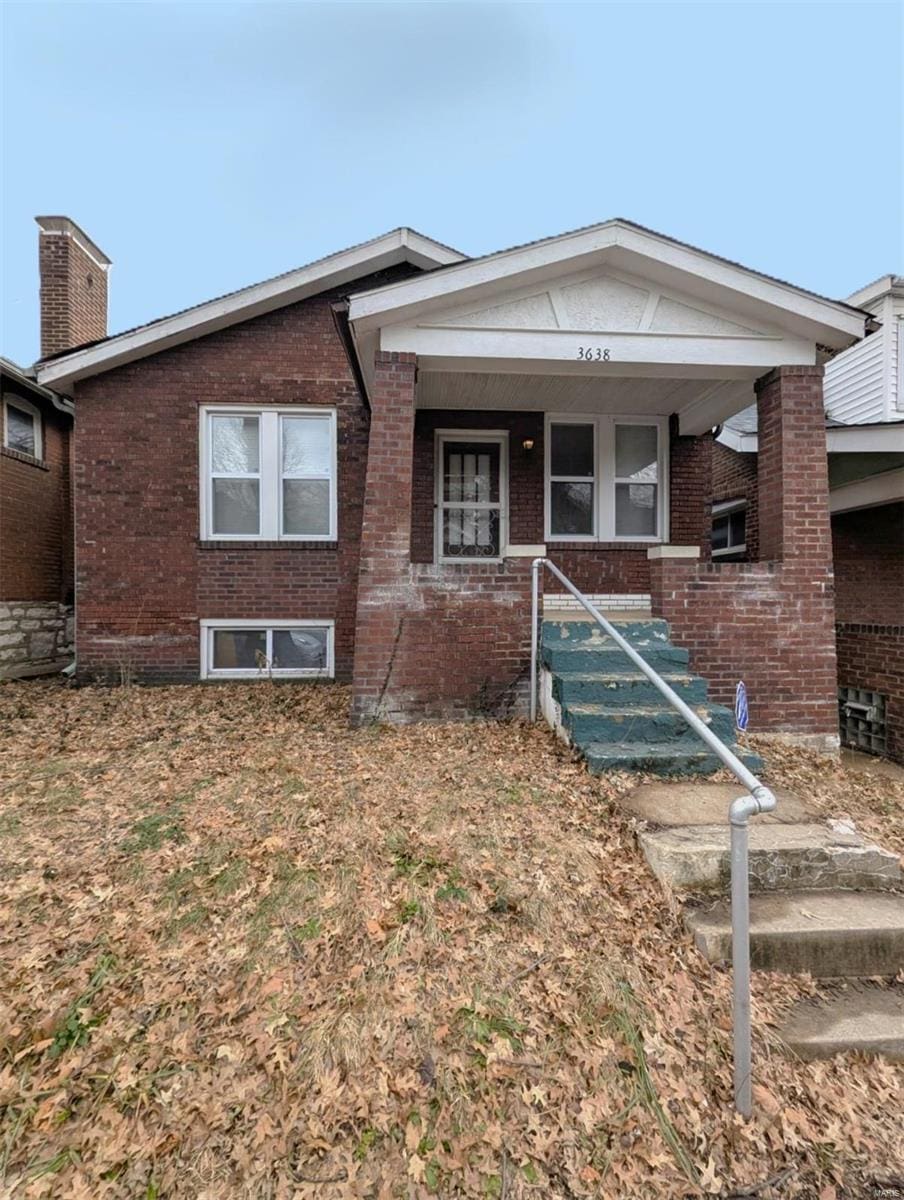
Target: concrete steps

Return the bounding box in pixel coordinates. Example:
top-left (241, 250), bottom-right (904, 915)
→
top-left (686, 890), bottom-right (904, 977)
top-left (639, 822), bottom-right (901, 892)
top-left (562, 702), bottom-right (737, 746)
top-left (584, 742), bottom-right (762, 778)
top-left (781, 984), bottom-right (904, 1061)
top-left (541, 619), bottom-right (760, 777)
top-left (624, 781), bottom-right (904, 1060)
top-left (552, 671), bottom-right (710, 707)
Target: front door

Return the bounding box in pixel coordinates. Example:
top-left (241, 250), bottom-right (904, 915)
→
top-left (436, 433), bottom-right (507, 562)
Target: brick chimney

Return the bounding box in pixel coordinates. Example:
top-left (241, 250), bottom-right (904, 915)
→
top-left (36, 216), bottom-right (111, 357)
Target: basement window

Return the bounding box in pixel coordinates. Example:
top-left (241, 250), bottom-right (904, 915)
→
top-left (3, 396), bottom-right (42, 459)
top-left (838, 686), bottom-right (887, 757)
top-left (200, 620), bottom-right (334, 679)
top-left (200, 406), bottom-right (337, 541)
top-left (712, 499), bottom-right (747, 558)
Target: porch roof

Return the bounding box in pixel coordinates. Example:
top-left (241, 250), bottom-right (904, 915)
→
top-left (348, 220), bottom-right (871, 435)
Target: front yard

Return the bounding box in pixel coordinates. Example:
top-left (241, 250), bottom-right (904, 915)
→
top-left (0, 682), bottom-right (902, 1199)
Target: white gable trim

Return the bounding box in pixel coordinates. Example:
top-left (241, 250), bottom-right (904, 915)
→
top-left (349, 220), bottom-right (866, 349)
top-left (36, 228), bottom-right (465, 391)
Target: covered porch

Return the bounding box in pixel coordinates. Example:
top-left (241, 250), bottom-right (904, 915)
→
top-left (346, 221), bottom-right (868, 733)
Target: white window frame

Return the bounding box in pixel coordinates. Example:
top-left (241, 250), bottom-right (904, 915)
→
top-left (199, 405), bottom-right (337, 542)
top-left (545, 413), bottom-right (668, 543)
top-left (711, 498), bottom-right (747, 557)
top-left (3, 394), bottom-right (43, 459)
top-left (434, 430), bottom-right (509, 563)
top-left (199, 618), bottom-right (335, 679)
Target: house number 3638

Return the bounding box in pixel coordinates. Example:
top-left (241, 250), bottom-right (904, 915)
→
top-left (577, 347), bottom-right (611, 361)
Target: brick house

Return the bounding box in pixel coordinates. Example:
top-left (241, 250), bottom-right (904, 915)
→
top-left (0, 357), bottom-right (75, 677)
top-left (33, 217), bottom-right (872, 747)
top-left (714, 274), bottom-right (904, 761)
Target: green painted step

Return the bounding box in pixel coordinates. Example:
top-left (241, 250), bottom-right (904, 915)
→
top-left (583, 742), bottom-right (764, 777)
top-left (561, 702), bottom-right (736, 745)
top-left (552, 672), bottom-right (710, 706)
top-left (542, 642), bottom-right (690, 673)
top-left (542, 619), bottom-right (671, 645)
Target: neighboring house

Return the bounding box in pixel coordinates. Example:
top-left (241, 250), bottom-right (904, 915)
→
top-left (32, 215), bottom-right (872, 751)
top-left (715, 275), bottom-right (904, 762)
top-left (0, 357), bottom-right (75, 678)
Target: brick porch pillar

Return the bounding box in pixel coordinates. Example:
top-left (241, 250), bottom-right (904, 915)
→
top-left (755, 365), bottom-right (831, 563)
top-left (351, 352), bottom-right (417, 723)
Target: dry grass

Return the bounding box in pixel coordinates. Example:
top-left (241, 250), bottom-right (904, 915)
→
top-left (0, 681), bottom-right (901, 1199)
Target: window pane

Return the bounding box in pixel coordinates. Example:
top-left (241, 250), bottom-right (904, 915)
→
top-left (211, 415), bottom-right (259, 473)
top-left (283, 478), bottom-right (331, 535)
top-left (443, 443), bottom-right (499, 503)
top-left (272, 627), bottom-right (328, 670)
top-left (282, 416), bottom-right (332, 475)
top-left (6, 406), bottom-right (36, 456)
top-left (213, 479), bottom-right (260, 534)
top-left (551, 424), bottom-right (594, 477)
top-left (213, 629), bottom-right (267, 670)
top-left (615, 425), bottom-right (658, 482)
top-left (616, 483), bottom-right (657, 536)
top-left (550, 481), bottom-right (594, 536)
top-left (712, 515), bottom-right (730, 551)
top-left (442, 508), bottom-right (500, 557)
top-left (730, 510), bottom-right (747, 545)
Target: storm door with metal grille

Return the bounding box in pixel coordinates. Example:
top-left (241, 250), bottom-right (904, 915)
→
top-left (436, 434), bottom-right (507, 562)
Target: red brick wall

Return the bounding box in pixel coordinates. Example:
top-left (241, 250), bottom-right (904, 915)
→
top-left (72, 287), bottom-right (384, 683)
top-left (712, 442), bottom-right (759, 560)
top-left (832, 502), bottom-right (904, 626)
top-left (669, 430), bottom-right (713, 557)
top-left (833, 501), bottom-right (904, 762)
top-left (652, 367), bottom-right (839, 742)
top-left (39, 229), bottom-right (108, 356)
top-left (0, 395), bottom-right (73, 603)
top-left (410, 411), bottom-right (713, 595)
top-left (411, 410), bottom-right (544, 561)
top-left (756, 366), bottom-right (832, 563)
top-left (353, 356), bottom-right (533, 721)
top-left (651, 559), bottom-right (838, 736)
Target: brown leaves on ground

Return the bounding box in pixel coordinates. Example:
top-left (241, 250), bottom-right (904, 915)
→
top-left (0, 682), bottom-right (901, 1199)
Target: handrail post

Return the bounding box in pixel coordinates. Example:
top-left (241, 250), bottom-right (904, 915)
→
top-left (532, 555), bottom-right (778, 1119)
top-left (728, 786), bottom-right (775, 1119)
top-left (730, 807), bottom-right (753, 1117)
top-left (529, 557), bottom-right (541, 722)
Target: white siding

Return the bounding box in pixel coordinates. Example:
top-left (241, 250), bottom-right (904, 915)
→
top-left (824, 328), bottom-right (887, 424)
top-left (891, 296), bottom-right (904, 414)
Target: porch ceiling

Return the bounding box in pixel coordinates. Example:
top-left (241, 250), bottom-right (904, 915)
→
top-left (416, 370), bottom-right (754, 434)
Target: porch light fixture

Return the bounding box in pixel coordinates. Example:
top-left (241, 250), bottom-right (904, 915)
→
top-left (521, 437), bottom-right (535, 452)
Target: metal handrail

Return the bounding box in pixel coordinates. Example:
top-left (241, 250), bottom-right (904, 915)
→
top-left (530, 557), bottom-right (776, 1119)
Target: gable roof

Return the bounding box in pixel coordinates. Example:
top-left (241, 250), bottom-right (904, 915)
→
top-left (35, 227), bottom-right (465, 391)
top-left (0, 356), bottom-right (74, 415)
top-left (348, 218), bottom-right (869, 350)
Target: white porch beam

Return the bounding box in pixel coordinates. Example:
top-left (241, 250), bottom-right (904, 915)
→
top-left (830, 468), bottom-right (904, 514)
top-left (379, 324), bottom-right (815, 375)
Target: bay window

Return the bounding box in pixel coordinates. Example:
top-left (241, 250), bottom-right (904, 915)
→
top-left (546, 415), bottom-right (666, 541)
top-left (201, 406), bottom-right (336, 541)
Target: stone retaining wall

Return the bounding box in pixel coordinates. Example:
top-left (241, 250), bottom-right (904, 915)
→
top-left (0, 602), bottom-right (74, 679)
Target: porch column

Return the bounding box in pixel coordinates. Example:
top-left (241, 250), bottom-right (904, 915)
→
top-left (351, 351), bottom-right (417, 724)
top-left (755, 365), bottom-right (831, 563)
top-left (669, 428), bottom-right (713, 559)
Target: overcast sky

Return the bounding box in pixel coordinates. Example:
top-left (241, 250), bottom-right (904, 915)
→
top-left (2, 1), bottom-right (902, 365)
